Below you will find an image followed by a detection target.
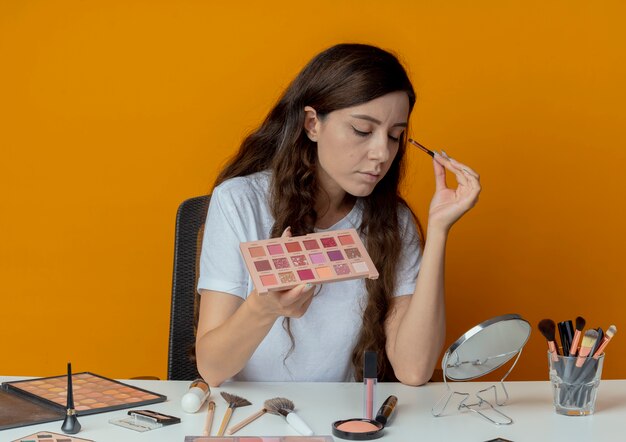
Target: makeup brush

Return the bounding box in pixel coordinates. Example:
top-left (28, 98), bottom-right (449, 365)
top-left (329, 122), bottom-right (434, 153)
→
top-left (264, 397), bottom-right (314, 436)
top-left (408, 138), bottom-right (435, 158)
top-left (592, 325), bottom-right (617, 359)
top-left (216, 392), bottom-right (251, 436)
top-left (589, 327), bottom-right (604, 357)
top-left (558, 320), bottom-right (574, 355)
top-left (227, 407), bottom-right (267, 435)
top-left (575, 329), bottom-right (599, 367)
top-left (537, 319), bottom-right (560, 362)
top-left (569, 316), bottom-right (586, 356)
top-left (202, 400), bottom-right (215, 436)
top-left (60, 362), bottom-right (81, 434)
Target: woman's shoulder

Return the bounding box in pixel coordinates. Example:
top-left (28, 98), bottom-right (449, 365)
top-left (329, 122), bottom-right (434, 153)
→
top-left (212, 171), bottom-right (271, 202)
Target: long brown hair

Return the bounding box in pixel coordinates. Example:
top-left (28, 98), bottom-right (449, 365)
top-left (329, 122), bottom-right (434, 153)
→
top-left (214, 43), bottom-right (423, 381)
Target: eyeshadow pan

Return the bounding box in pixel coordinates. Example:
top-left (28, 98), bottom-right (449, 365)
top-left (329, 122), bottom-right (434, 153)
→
top-left (345, 247), bottom-right (361, 259)
top-left (285, 242), bottom-right (302, 253)
top-left (309, 252), bottom-right (326, 264)
top-left (273, 257), bottom-right (290, 269)
top-left (327, 250), bottom-right (344, 261)
top-left (334, 263), bottom-right (350, 275)
top-left (260, 274), bottom-right (278, 286)
top-left (267, 244), bottom-right (284, 255)
top-left (338, 234), bottom-right (355, 245)
top-left (303, 239), bottom-right (320, 250)
top-left (248, 246), bottom-right (265, 257)
top-left (254, 260), bottom-right (272, 272)
top-left (353, 261), bottom-right (369, 273)
top-left (315, 266), bottom-right (333, 278)
top-left (297, 269), bottom-right (315, 280)
top-left (291, 255), bottom-right (308, 266)
top-left (321, 237), bottom-right (337, 248)
top-left (279, 272), bottom-right (297, 283)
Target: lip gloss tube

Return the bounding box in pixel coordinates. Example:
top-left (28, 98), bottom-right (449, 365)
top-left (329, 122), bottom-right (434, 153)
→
top-left (363, 351), bottom-right (377, 420)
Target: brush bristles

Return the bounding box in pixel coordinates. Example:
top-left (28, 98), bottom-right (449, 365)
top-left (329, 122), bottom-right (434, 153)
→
top-left (538, 319), bottom-right (556, 341)
top-left (220, 391), bottom-right (251, 408)
top-left (264, 397), bottom-right (294, 415)
top-left (575, 316), bottom-right (586, 331)
top-left (581, 329), bottom-right (599, 348)
top-left (606, 325), bottom-right (617, 338)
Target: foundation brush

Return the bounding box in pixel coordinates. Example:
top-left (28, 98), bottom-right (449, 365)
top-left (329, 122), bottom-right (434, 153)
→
top-left (264, 397), bottom-right (314, 436)
top-left (217, 391), bottom-right (251, 436)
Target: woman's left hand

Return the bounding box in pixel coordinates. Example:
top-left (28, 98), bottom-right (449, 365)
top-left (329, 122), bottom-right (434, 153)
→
top-left (427, 152), bottom-right (481, 232)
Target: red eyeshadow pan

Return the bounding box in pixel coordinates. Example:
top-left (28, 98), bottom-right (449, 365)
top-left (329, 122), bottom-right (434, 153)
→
top-left (285, 242), bottom-right (302, 253)
top-left (321, 237), bottom-right (337, 247)
top-left (297, 269), bottom-right (315, 280)
top-left (303, 239), bottom-right (320, 250)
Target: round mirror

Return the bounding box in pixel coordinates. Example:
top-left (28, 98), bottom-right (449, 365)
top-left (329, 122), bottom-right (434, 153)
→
top-left (443, 314), bottom-right (531, 381)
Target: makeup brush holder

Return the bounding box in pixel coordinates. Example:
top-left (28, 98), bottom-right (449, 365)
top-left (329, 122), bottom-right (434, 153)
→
top-left (548, 352), bottom-right (604, 416)
top-left (431, 314), bottom-right (531, 426)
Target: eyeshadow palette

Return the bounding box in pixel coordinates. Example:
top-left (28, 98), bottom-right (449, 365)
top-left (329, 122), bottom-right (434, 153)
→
top-left (0, 372), bottom-right (166, 430)
top-left (240, 228), bottom-right (378, 294)
top-left (11, 431), bottom-right (94, 442)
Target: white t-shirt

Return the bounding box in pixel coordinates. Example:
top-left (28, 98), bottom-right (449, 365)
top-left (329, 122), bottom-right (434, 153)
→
top-left (197, 171), bottom-right (421, 381)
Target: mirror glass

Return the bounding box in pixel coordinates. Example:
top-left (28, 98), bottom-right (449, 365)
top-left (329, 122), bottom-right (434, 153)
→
top-left (444, 313), bottom-right (531, 381)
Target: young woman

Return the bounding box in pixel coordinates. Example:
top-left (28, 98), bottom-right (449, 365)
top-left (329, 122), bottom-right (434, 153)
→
top-left (195, 43), bottom-right (481, 387)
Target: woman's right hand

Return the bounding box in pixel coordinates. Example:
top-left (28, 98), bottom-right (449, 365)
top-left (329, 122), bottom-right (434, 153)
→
top-left (246, 226), bottom-right (316, 321)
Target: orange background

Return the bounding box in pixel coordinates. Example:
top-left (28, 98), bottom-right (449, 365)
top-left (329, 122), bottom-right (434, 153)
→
top-left (1, 1), bottom-right (624, 381)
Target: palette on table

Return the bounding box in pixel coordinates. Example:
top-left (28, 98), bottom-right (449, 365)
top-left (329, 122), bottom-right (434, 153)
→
top-left (240, 228), bottom-right (378, 294)
top-left (11, 430), bottom-right (94, 442)
top-left (0, 372), bottom-right (166, 430)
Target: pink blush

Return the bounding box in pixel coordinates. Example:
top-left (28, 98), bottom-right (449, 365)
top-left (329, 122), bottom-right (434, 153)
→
top-left (337, 420), bottom-right (380, 432)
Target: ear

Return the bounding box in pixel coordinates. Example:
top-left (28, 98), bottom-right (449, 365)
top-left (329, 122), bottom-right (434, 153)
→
top-left (303, 106), bottom-right (319, 142)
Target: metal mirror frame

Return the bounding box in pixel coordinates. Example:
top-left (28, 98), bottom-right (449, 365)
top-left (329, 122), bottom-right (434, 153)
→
top-left (431, 313), bottom-right (531, 425)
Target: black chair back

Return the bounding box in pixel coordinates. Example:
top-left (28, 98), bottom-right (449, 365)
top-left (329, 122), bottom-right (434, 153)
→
top-left (167, 195), bottom-right (211, 380)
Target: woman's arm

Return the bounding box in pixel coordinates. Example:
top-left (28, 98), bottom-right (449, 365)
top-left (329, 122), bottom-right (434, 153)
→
top-left (385, 154), bottom-right (481, 386)
top-left (196, 283), bottom-right (315, 387)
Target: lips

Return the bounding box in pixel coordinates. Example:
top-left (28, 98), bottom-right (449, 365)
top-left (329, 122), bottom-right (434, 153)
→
top-left (359, 171), bottom-right (380, 182)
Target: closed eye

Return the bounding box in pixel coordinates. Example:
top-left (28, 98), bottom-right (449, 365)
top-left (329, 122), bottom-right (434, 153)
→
top-left (352, 127), bottom-right (371, 137)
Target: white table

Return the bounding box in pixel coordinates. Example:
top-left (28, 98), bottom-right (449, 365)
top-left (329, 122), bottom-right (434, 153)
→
top-left (1, 377), bottom-right (625, 441)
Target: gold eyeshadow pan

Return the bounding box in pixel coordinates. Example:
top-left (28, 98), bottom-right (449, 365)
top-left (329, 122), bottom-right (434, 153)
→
top-left (1, 372), bottom-right (166, 430)
top-left (240, 228), bottom-right (378, 295)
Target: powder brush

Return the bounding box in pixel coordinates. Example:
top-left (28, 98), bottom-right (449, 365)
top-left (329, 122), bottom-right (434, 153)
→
top-left (264, 397), bottom-right (314, 436)
top-left (537, 319), bottom-right (560, 362)
top-left (569, 316), bottom-right (586, 356)
top-left (216, 391), bottom-right (251, 436)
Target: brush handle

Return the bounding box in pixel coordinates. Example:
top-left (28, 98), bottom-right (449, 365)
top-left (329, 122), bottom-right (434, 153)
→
top-left (227, 408), bottom-right (266, 435)
top-left (217, 407), bottom-right (234, 436)
top-left (286, 411), bottom-right (314, 436)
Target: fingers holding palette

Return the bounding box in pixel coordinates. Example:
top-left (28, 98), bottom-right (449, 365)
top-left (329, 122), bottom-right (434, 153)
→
top-left (240, 229), bottom-right (378, 294)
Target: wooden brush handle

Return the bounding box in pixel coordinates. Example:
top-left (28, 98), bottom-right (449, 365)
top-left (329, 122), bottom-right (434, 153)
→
top-left (217, 407), bottom-right (234, 436)
top-left (227, 408), bottom-right (266, 435)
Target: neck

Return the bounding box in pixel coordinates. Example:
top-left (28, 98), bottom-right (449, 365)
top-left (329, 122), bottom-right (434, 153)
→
top-left (314, 186), bottom-right (355, 230)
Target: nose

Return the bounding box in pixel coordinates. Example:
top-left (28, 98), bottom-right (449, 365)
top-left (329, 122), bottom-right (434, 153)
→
top-left (367, 134), bottom-right (391, 163)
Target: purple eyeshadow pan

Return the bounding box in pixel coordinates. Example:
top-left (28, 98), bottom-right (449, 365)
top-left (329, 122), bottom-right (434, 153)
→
top-left (327, 250), bottom-right (344, 261)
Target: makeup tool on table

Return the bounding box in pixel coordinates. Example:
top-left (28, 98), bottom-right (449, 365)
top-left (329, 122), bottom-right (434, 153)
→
top-left (569, 316), bottom-right (586, 356)
top-left (363, 351), bottom-right (377, 420)
top-left (227, 405), bottom-right (268, 435)
top-left (203, 400), bottom-right (216, 436)
top-left (408, 138), bottom-right (435, 157)
top-left (332, 395), bottom-right (398, 440)
top-left (264, 397), bottom-right (314, 436)
top-left (217, 392), bottom-right (251, 436)
top-left (182, 378), bottom-right (211, 413)
top-left (109, 409), bottom-right (181, 432)
top-left (592, 325), bottom-right (617, 358)
top-left (61, 362), bottom-right (81, 434)
top-left (240, 228), bottom-right (378, 295)
top-left (431, 314), bottom-right (531, 425)
top-left (11, 431), bottom-right (94, 442)
top-left (184, 437), bottom-right (334, 442)
top-left (575, 329), bottom-right (599, 368)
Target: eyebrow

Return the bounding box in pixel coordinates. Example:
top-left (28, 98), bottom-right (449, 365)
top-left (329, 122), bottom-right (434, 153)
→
top-left (350, 114), bottom-right (407, 128)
